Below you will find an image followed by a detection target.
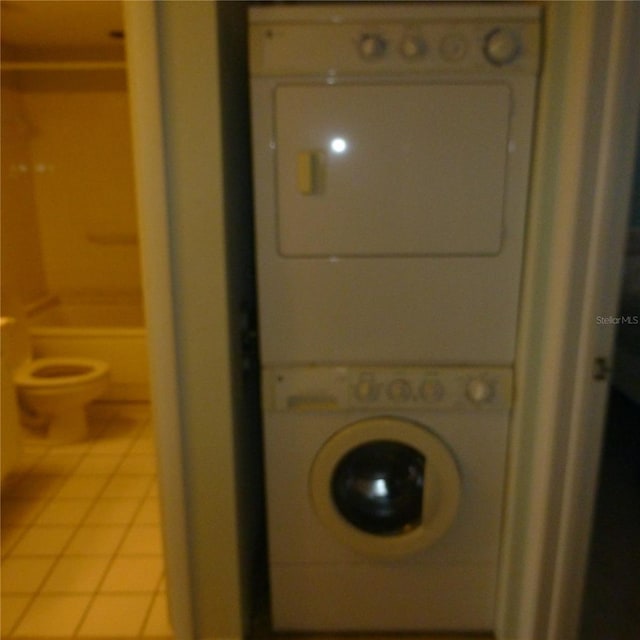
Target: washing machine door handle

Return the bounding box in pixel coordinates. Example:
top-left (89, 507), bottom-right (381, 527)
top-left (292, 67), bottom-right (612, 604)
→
top-left (310, 417), bottom-right (462, 558)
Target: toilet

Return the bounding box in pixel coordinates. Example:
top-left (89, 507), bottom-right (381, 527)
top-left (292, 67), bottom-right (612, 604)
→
top-left (14, 357), bottom-right (110, 443)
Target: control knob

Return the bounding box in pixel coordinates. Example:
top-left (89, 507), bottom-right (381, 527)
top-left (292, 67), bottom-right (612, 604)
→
top-left (387, 379), bottom-right (412, 402)
top-left (400, 34), bottom-right (427, 59)
top-left (420, 380), bottom-right (444, 403)
top-left (484, 28), bottom-right (521, 66)
top-left (358, 33), bottom-right (387, 59)
top-left (354, 376), bottom-right (379, 402)
top-left (466, 378), bottom-right (494, 404)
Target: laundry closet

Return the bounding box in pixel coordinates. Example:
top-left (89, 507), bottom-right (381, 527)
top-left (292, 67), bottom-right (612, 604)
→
top-left (249, 2), bottom-right (541, 634)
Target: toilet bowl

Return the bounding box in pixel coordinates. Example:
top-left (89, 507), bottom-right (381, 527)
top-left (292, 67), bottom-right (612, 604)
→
top-left (14, 357), bottom-right (110, 442)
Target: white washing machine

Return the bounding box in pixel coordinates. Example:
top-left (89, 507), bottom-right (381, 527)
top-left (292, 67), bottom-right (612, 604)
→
top-left (249, 3), bottom-right (541, 366)
top-left (262, 366), bottom-right (513, 632)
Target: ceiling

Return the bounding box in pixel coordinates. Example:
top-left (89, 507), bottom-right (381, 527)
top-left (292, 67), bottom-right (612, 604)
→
top-left (1, 0), bottom-right (124, 57)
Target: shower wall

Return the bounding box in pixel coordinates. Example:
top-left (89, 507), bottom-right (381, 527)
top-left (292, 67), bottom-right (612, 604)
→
top-left (1, 79), bottom-right (48, 307)
top-left (1, 69), bottom-right (141, 307)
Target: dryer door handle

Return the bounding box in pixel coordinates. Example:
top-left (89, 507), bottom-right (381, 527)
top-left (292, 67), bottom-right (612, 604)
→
top-left (297, 150), bottom-right (323, 195)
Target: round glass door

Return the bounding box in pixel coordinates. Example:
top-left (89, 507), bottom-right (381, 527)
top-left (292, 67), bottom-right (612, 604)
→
top-left (310, 417), bottom-right (461, 557)
top-left (331, 440), bottom-right (425, 536)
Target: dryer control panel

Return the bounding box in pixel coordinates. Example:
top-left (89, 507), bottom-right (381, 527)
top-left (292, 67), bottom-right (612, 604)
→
top-left (250, 3), bottom-right (540, 76)
top-left (264, 366), bottom-right (513, 412)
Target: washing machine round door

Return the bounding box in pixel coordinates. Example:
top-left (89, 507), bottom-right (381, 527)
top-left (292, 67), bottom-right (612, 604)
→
top-left (310, 417), bottom-right (461, 557)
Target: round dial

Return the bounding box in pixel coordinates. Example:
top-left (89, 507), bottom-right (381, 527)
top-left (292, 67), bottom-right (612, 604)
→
top-left (420, 380), bottom-right (444, 403)
top-left (400, 34), bottom-right (427, 59)
top-left (484, 28), bottom-right (521, 66)
top-left (387, 379), bottom-right (412, 402)
top-left (358, 33), bottom-right (387, 59)
top-left (466, 379), bottom-right (494, 404)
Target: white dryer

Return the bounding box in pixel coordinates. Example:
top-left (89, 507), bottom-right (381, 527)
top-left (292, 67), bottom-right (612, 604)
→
top-left (249, 3), bottom-right (541, 366)
top-left (262, 366), bottom-right (513, 632)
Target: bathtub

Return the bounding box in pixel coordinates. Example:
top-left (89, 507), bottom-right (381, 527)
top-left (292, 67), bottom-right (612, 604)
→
top-left (26, 295), bottom-right (150, 402)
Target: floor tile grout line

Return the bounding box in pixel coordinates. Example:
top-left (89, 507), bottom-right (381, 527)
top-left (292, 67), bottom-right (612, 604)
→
top-left (5, 432), bottom-right (124, 637)
top-left (1, 451), bottom-right (80, 637)
top-left (1, 406), bottom-right (163, 639)
top-left (70, 420), bottom-right (154, 638)
top-left (138, 589), bottom-right (161, 639)
top-left (84, 414), bottom-right (161, 637)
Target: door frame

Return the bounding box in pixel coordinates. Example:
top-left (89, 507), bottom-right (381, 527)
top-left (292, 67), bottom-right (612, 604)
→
top-left (497, 3), bottom-right (640, 639)
top-left (123, 3), bottom-right (194, 638)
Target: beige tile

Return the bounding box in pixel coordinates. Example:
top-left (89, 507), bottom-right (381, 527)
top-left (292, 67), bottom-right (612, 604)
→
top-left (21, 437), bottom-right (51, 454)
top-left (143, 593), bottom-right (174, 638)
top-left (1, 526), bottom-right (27, 557)
top-left (13, 594), bottom-right (91, 637)
top-left (3, 474), bottom-right (66, 499)
top-left (110, 403), bottom-right (151, 423)
top-left (74, 453), bottom-right (123, 475)
top-left (35, 498), bottom-right (93, 525)
top-left (101, 556), bottom-right (164, 592)
top-left (1, 595), bottom-right (31, 636)
top-left (148, 481), bottom-right (160, 497)
top-left (89, 430), bottom-right (135, 454)
top-left (65, 525), bottom-right (127, 556)
top-left (10, 525), bottom-right (75, 556)
top-left (0, 556), bottom-right (55, 593)
top-left (130, 437), bottom-right (156, 454)
top-left (135, 497), bottom-right (161, 525)
top-left (56, 475), bottom-right (108, 499)
top-left (12, 450), bottom-right (46, 475)
top-left (47, 440), bottom-right (92, 456)
top-left (118, 452), bottom-right (157, 475)
top-left (119, 525), bottom-right (164, 555)
top-left (42, 556), bottom-right (111, 593)
top-left (1, 498), bottom-right (48, 525)
top-left (84, 497), bottom-right (142, 525)
top-left (78, 593), bottom-right (152, 637)
top-left (31, 452), bottom-right (83, 475)
top-left (102, 474), bottom-right (153, 498)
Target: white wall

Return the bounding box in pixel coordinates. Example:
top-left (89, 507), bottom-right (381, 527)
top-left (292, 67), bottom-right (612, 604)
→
top-left (22, 75), bottom-right (141, 296)
top-left (1, 66), bottom-right (141, 304)
top-left (0, 79), bottom-right (48, 308)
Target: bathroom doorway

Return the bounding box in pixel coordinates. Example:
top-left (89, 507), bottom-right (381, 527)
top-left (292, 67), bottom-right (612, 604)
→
top-left (1, 2), bottom-right (173, 637)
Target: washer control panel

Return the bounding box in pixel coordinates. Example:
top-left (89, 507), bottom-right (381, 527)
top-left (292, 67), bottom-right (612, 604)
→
top-left (250, 4), bottom-right (540, 76)
top-left (265, 366), bottom-right (513, 412)
top-left (349, 367), bottom-right (511, 410)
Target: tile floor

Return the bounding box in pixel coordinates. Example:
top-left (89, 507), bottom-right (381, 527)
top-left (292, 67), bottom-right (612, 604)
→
top-left (1, 403), bottom-right (174, 639)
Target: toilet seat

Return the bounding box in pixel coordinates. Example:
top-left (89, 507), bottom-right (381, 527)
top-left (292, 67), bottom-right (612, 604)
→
top-left (14, 357), bottom-right (110, 390)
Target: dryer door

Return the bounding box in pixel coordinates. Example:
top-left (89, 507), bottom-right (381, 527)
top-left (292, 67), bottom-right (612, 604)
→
top-left (275, 83), bottom-right (511, 257)
top-left (310, 417), bottom-right (461, 557)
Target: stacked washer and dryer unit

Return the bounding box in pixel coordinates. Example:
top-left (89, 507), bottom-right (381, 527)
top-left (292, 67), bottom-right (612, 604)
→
top-left (249, 3), bottom-right (541, 634)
